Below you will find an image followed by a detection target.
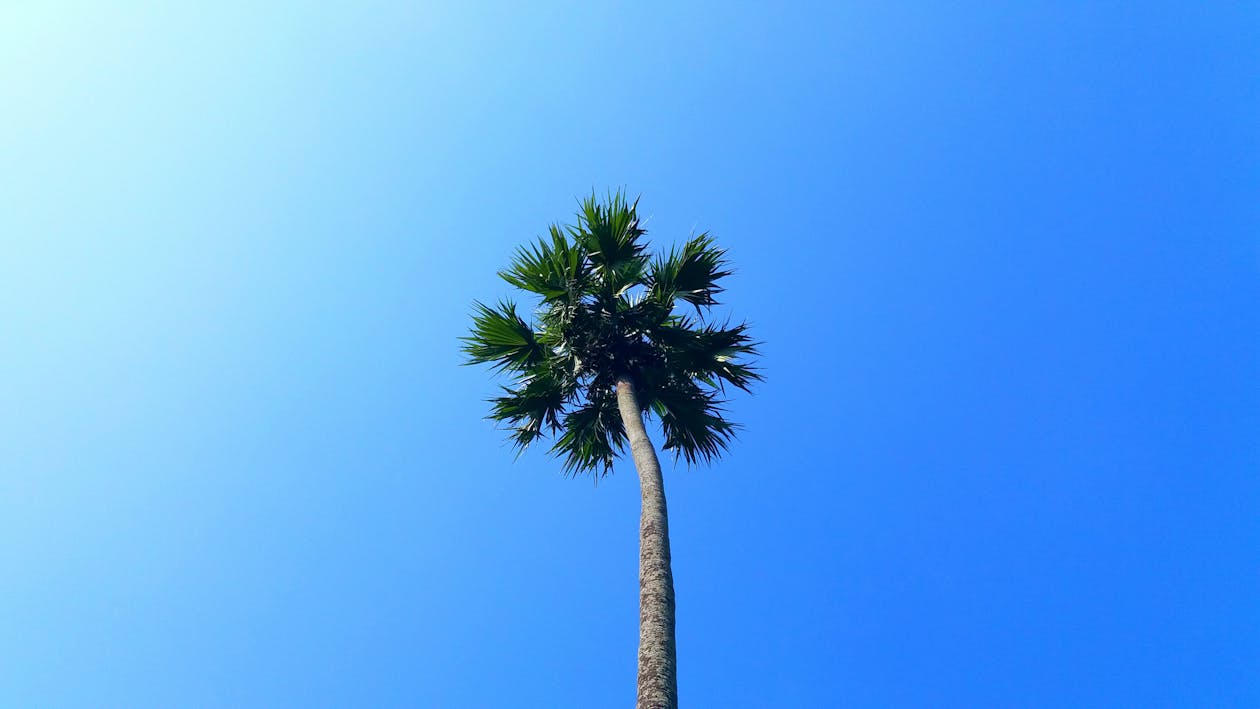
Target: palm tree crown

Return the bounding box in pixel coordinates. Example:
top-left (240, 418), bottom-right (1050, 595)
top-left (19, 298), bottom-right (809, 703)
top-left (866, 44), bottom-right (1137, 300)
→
top-left (463, 192), bottom-right (761, 475)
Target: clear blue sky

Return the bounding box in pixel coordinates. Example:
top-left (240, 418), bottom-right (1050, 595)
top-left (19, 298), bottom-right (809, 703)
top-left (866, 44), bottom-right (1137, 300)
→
top-left (2, 2), bottom-right (1256, 707)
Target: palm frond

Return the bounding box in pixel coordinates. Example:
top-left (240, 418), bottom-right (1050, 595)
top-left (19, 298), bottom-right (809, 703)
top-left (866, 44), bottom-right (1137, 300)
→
top-left (549, 391), bottom-right (626, 476)
top-left (605, 253), bottom-right (651, 299)
top-left (648, 233), bottom-right (732, 310)
top-left (461, 300), bottom-right (545, 373)
top-left (647, 377), bottom-right (737, 466)
top-left (651, 319), bottom-right (762, 392)
top-left (498, 225), bottom-right (589, 302)
top-left (488, 368), bottom-right (572, 451)
top-left (618, 291), bottom-right (672, 331)
top-left (572, 191), bottom-right (647, 281)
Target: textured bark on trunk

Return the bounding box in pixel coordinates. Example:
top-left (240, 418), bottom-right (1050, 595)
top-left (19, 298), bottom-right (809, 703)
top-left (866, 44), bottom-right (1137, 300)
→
top-left (615, 375), bottom-right (678, 709)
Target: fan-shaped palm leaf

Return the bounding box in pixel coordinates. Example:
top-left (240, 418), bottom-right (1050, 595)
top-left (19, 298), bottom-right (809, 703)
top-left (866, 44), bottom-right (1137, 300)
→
top-left (461, 300), bottom-right (545, 374)
top-left (649, 233), bottom-right (733, 309)
top-left (498, 225), bottom-right (589, 302)
top-left (550, 392), bottom-right (626, 475)
top-left (648, 376), bottom-right (737, 466)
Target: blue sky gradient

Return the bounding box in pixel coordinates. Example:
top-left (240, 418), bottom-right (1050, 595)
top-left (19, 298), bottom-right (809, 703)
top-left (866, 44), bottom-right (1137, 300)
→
top-left (3, 2), bottom-right (1257, 706)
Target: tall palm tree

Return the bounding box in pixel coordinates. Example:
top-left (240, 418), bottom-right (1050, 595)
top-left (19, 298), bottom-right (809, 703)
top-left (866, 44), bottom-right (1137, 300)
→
top-left (462, 193), bottom-right (760, 709)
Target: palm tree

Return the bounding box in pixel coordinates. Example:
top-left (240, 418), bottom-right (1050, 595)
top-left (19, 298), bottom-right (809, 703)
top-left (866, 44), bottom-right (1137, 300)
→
top-left (462, 193), bottom-right (760, 709)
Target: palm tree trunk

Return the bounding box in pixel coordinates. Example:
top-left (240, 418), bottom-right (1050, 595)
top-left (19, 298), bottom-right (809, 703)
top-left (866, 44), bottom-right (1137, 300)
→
top-left (615, 375), bottom-right (678, 709)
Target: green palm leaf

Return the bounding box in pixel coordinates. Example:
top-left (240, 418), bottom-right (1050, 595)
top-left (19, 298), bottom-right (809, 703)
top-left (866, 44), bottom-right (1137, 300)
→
top-left (648, 376), bottom-right (737, 466)
top-left (651, 318), bottom-right (762, 392)
top-left (498, 225), bottom-right (589, 302)
top-left (460, 300), bottom-right (545, 374)
top-left (572, 192), bottom-right (647, 282)
top-left (649, 233), bottom-right (733, 309)
top-left (488, 366), bottom-right (573, 451)
top-left (550, 392), bottom-right (626, 476)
